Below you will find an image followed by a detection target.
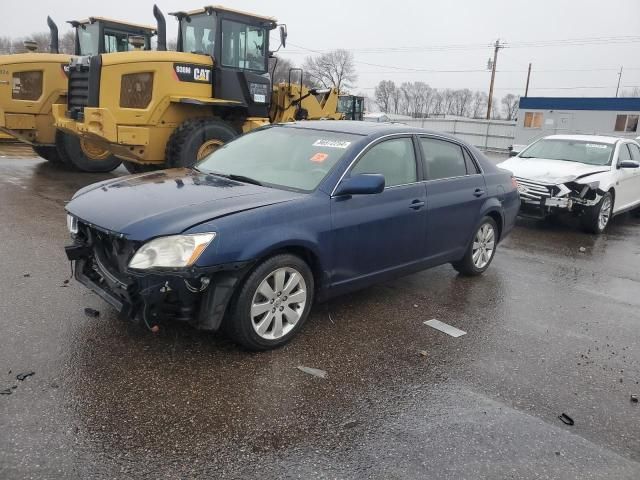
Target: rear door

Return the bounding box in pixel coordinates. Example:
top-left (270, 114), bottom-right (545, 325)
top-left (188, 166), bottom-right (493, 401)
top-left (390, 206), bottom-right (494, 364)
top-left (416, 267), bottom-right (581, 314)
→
top-left (614, 143), bottom-right (638, 211)
top-left (330, 136), bottom-right (427, 287)
top-left (419, 136), bottom-right (487, 262)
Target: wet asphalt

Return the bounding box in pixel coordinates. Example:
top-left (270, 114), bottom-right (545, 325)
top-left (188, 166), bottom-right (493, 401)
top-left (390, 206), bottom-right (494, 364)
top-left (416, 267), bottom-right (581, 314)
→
top-left (0, 145), bottom-right (639, 479)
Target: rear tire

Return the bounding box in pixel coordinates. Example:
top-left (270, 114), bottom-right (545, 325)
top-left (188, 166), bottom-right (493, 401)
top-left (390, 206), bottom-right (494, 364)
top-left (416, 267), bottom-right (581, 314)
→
top-left (224, 254), bottom-right (314, 351)
top-left (56, 131), bottom-right (121, 173)
top-left (452, 216), bottom-right (499, 276)
top-left (32, 145), bottom-right (63, 163)
top-left (165, 118), bottom-right (238, 169)
top-left (581, 191), bottom-right (613, 234)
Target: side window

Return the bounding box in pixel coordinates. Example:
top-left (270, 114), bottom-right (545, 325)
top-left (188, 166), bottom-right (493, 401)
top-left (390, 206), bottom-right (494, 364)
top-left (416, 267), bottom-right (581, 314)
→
top-left (463, 149), bottom-right (480, 174)
top-left (524, 112), bottom-right (543, 128)
top-left (351, 138), bottom-right (417, 187)
top-left (618, 144), bottom-right (632, 162)
top-left (628, 143), bottom-right (640, 161)
top-left (420, 137), bottom-right (468, 180)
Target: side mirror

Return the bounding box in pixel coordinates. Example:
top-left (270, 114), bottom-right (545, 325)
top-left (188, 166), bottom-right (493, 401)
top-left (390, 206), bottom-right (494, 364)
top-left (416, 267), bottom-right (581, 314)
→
top-left (279, 25), bottom-right (287, 49)
top-left (618, 159), bottom-right (640, 169)
top-left (334, 174), bottom-right (385, 196)
top-left (509, 150), bottom-right (519, 157)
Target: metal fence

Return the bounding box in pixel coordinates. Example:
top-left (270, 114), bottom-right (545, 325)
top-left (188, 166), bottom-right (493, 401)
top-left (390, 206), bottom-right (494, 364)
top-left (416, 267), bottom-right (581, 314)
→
top-left (399, 118), bottom-right (516, 152)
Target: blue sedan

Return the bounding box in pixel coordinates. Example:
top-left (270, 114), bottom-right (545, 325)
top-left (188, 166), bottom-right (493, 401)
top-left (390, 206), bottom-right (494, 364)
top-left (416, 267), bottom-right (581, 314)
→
top-left (65, 121), bottom-right (520, 350)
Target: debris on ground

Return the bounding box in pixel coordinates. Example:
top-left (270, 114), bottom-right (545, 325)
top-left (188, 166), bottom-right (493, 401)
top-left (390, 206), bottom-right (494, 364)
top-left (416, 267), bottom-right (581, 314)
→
top-left (558, 413), bottom-right (574, 426)
top-left (631, 394), bottom-right (638, 403)
top-left (150, 325), bottom-right (160, 334)
top-left (60, 279), bottom-right (70, 288)
top-left (424, 319), bottom-right (467, 338)
top-left (419, 350), bottom-right (429, 357)
top-left (23, 273), bottom-right (30, 277)
top-left (16, 371), bottom-right (35, 381)
top-left (579, 247), bottom-right (586, 253)
top-left (84, 308), bottom-right (100, 318)
top-left (0, 388), bottom-right (12, 395)
top-left (297, 366), bottom-right (328, 379)
top-left (341, 420), bottom-right (359, 428)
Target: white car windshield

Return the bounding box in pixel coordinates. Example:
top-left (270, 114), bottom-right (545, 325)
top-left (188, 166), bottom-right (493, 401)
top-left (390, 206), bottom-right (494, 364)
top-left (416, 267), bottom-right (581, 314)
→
top-left (197, 127), bottom-right (359, 192)
top-left (519, 139), bottom-right (613, 166)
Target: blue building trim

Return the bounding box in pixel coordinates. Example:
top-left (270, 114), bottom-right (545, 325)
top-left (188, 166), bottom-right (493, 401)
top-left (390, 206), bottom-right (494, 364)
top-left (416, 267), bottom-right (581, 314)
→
top-left (519, 97), bottom-right (640, 112)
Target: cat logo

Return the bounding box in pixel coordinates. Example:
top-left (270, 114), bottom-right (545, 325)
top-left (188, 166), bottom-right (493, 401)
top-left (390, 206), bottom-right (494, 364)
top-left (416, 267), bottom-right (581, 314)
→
top-left (194, 68), bottom-right (210, 82)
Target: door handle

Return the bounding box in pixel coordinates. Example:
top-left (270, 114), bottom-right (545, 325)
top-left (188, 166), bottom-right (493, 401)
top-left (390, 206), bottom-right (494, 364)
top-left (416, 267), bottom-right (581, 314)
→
top-left (410, 200), bottom-right (425, 210)
top-left (473, 188), bottom-right (486, 197)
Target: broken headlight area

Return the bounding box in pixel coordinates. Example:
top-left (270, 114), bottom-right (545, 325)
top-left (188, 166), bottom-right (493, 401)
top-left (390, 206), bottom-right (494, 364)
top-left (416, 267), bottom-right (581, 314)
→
top-left (516, 177), bottom-right (603, 218)
top-left (65, 221), bottom-right (250, 331)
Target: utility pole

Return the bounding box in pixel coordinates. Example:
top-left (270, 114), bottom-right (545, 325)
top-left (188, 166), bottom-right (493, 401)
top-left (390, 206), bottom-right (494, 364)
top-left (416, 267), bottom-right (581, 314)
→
top-left (616, 66), bottom-right (623, 97)
top-left (524, 63), bottom-right (532, 97)
top-left (486, 39), bottom-right (505, 119)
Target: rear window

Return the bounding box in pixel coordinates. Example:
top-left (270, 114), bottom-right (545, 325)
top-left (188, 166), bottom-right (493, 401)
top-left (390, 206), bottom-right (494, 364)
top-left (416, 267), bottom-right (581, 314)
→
top-left (519, 139), bottom-right (614, 166)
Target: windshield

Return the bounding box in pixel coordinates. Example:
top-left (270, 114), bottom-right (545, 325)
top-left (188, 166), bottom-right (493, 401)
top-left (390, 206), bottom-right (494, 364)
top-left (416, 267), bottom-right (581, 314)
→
top-left (77, 23), bottom-right (100, 55)
top-left (180, 13), bottom-right (215, 55)
top-left (197, 127), bottom-right (359, 192)
top-left (519, 139), bottom-right (614, 166)
top-left (221, 19), bottom-right (268, 72)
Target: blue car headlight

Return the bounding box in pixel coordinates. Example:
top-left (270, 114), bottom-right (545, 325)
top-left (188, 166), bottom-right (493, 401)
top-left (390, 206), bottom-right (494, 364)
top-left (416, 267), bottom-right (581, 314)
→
top-left (128, 233), bottom-right (216, 270)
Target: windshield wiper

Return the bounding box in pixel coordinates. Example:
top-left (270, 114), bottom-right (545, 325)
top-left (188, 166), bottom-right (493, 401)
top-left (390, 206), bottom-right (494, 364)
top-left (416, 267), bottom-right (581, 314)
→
top-left (227, 174), bottom-right (263, 186)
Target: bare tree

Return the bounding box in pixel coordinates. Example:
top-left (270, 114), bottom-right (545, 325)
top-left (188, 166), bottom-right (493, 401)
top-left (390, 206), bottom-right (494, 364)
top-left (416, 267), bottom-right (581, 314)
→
top-left (501, 93), bottom-right (520, 120)
top-left (374, 80), bottom-right (396, 113)
top-left (491, 98), bottom-right (501, 120)
top-left (302, 49), bottom-right (357, 92)
top-left (470, 91), bottom-right (488, 118)
top-left (166, 37), bottom-right (178, 52)
top-left (450, 89), bottom-right (473, 117)
top-left (0, 37), bottom-right (12, 54)
top-left (60, 30), bottom-right (75, 54)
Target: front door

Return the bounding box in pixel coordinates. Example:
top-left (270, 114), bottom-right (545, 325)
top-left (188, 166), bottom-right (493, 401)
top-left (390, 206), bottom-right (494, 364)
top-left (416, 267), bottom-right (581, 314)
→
top-left (330, 136), bottom-right (427, 288)
top-left (616, 142), bottom-right (640, 211)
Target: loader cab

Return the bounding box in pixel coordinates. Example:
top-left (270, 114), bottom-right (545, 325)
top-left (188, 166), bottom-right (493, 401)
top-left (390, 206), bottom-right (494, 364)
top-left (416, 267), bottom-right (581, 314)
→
top-left (70, 18), bottom-right (157, 56)
top-left (338, 95), bottom-right (365, 121)
top-left (172, 6), bottom-right (277, 117)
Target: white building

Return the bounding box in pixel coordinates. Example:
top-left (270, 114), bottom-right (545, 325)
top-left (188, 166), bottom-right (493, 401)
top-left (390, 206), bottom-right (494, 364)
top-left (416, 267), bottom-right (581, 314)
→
top-left (512, 97), bottom-right (640, 150)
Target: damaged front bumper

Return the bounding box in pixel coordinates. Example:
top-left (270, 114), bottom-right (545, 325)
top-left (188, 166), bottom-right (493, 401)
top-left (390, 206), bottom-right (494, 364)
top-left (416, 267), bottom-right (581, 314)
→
top-left (65, 227), bottom-right (251, 331)
top-left (516, 177), bottom-right (602, 219)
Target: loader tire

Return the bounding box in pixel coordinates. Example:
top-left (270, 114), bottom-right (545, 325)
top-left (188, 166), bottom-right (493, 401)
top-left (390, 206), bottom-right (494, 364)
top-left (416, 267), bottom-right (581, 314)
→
top-left (165, 118), bottom-right (238, 169)
top-left (32, 145), bottom-right (63, 164)
top-left (56, 131), bottom-right (121, 173)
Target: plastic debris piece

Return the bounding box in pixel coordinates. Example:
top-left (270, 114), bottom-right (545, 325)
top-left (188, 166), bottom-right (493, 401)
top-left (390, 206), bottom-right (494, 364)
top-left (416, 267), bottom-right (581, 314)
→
top-left (419, 350), bottom-right (428, 357)
top-left (297, 366), bottom-right (327, 379)
top-left (579, 247), bottom-right (586, 253)
top-left (23, 273), bottom-right (31, 278)
top-left (558, 413), bottom-right (574, 426)
top-left (16, 371), bottom-right (35, 381)
top-left (150, 325), bottom-right (160, 334)
top-left (341, 420), bottom-right (359, 428)
top-left (631, 395), bottom-right (638, 403)
top-left (424, 319), bottom-right (466, 338)
top-left (84, 308), bottom-right (100, 318)
top-left (0, 388), bottom-right (12, 395)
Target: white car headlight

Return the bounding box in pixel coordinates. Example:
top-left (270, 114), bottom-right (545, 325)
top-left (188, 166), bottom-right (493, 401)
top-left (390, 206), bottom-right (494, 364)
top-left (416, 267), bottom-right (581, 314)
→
top-left (66, 214), bottom-right (78, 235)
top-left (128, 233), bottom-right (216, 270)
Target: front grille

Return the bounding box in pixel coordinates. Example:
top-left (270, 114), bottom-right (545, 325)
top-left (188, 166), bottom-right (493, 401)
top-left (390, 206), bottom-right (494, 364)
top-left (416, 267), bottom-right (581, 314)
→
top-left (67, 55), bottom-right (101, 120)
top-left (79, 224), bottom-right (138, 287)
top-left (67, 64), bottom-right (90, 119)
top-left (516, 177), bottom-right (554, 202)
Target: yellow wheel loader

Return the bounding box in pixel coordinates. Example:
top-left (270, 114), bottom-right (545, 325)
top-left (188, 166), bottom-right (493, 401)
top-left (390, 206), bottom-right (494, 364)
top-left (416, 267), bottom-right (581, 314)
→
top-left (53, 5), bottom-right (358, 172)
top-left (0, 15), bottom-right (156, 171)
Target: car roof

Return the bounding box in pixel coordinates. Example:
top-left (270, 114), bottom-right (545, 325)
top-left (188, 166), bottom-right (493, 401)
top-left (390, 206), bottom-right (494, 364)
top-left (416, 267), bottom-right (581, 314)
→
top-left (276, 120), bottom-right (459, 140)
top-left (543, 134), bottom-right (622, 145)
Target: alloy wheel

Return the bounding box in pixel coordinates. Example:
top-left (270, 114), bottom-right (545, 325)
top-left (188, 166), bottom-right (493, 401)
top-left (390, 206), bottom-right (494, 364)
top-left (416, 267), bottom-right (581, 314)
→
top-left (598, 195), bottom-right (612, 231)
top-left (250, 267), bottom-right (307, 340)
top-left (472, 223), bottom-right (496, 269)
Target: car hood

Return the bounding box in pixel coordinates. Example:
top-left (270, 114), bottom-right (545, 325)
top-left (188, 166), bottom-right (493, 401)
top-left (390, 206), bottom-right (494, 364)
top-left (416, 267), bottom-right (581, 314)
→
top-left (497, 157), bottom-right (610, 185)
top-left (66, 169), bottom-right (305, 241)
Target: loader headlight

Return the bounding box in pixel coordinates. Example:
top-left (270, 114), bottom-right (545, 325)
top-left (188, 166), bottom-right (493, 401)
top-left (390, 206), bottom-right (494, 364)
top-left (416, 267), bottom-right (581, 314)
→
top-left (120, 72), bottom-right (154, 109)
top-left (12, 71), bottom-right (43, 100)
top-left (128, 233), bottom-right (216, 270)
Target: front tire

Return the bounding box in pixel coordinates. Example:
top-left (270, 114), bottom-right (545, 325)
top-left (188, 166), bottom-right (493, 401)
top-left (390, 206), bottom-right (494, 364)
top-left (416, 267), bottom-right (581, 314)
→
top-left (581, 191), bottom-right (613, 234)
top-left (56, 131), bottom-right (121, 173)
top-left (32, 145), bottom-right (63, 164)
top-left (165, 118), bottom-right (238, 169)
top-left (225, 254), bottom-right (314, 351)
top-left (452, 216), bottom-right (499, 276)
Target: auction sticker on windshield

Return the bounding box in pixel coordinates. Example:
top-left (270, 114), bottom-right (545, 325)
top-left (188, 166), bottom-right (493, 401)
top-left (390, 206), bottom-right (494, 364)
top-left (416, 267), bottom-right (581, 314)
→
top-left (310, 153), bottom-right (329, 163)
top-left (313, 139), bottom-right (351, 149)
top-left (585, 144), bottom-right (608, 149)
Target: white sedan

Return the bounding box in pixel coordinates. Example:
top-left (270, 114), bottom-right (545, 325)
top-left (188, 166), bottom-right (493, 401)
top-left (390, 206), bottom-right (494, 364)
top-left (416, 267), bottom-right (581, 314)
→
top-left (498, 134), bottom-right (640, 233)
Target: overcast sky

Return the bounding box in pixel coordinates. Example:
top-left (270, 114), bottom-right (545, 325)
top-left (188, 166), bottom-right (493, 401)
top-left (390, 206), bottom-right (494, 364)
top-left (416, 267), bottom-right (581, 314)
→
top-left (3, 0), bottom-right (640, 98)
